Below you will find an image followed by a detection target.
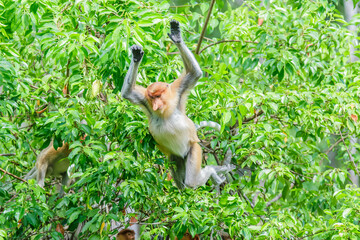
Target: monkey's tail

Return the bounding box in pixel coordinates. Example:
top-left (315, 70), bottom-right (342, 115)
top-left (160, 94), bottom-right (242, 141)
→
top-left (195, 121), bottom-right (221, 132)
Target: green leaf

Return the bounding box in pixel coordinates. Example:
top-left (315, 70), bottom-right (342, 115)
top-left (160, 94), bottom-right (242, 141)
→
top-left (68, 211), bottom-right (81, 224)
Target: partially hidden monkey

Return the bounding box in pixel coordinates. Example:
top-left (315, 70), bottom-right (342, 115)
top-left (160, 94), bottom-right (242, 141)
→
top-left (24, 140), bottom-right (72, 195)
top-left (174, 230), bottom-right (200, 240)
top-left (121, 20), bottom-right (234, 189)
top-left (116, 229), bottom-right (135, 240)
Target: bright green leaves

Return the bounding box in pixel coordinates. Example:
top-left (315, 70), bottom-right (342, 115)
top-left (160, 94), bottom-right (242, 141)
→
top-left (1, 0), bottom-right (360, 239)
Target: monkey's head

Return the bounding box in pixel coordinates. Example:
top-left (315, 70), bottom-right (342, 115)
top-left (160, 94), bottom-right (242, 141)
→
top-left (116, 229), bottom-right (135, 240)
top-left (175, 230), bottom-right (200, 240)
top-left (146, 82), bottom-right (172, 115)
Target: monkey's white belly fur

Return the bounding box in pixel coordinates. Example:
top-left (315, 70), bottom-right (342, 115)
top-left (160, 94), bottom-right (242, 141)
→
top-left (149, 110), bottom-right (195, 158)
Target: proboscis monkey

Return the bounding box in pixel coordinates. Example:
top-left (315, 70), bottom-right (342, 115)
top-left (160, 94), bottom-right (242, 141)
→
top-left (121, 20), bottom-right (234, 189)
top-left (175, 230), bottom-right (200, 240)
top-left (24, 140), bottom-right (71, 195)
top-left (116, 229), bottom-right (135, 240)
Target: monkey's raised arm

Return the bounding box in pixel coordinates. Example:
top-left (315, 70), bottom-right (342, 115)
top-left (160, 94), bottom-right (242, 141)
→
top-left (121, 45), bottom-right (151, 114)
top-left (169, 20), bottom-right (202, 99)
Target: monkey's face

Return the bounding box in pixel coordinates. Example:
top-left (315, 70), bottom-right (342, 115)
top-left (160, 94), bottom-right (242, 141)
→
top-left (116, 229), bottom-right (135, 240)
top-left (146, 82), bottom-right (170, 114)
top-left (176, 231), bottom-right (200, 240)
top-left (126, 232), bottom-right (135, 240)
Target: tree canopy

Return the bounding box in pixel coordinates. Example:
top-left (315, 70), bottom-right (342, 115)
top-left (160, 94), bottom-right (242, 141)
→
top-left (1, 0), bottom-right (360, 239)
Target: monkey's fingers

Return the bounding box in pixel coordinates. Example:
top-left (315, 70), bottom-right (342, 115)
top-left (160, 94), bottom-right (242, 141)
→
top-left (168, 19), bottom-right (182, 43)
top-left (130, 45), bottom-right (144, 62)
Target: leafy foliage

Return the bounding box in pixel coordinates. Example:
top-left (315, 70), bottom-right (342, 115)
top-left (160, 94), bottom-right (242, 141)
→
top-left (1, 0), bottom-right (360, 239)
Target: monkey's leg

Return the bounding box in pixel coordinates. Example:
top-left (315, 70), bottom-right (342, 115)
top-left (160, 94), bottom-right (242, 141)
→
top-left (169, 155), bottom-right (186, 189)
top-left (36, 163), bottom-right (48, 188)
top-left (184, 143), bottom-right (214, 188)
top-left (184, 143), bottom-right (235, 188)
top-left (24, 167), bottom-right (37, 180)
top-left (59, 172), bottom-right (70, 197)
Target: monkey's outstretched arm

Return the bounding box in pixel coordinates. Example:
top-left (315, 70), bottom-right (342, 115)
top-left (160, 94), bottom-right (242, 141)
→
top-left (121, 45), bottom-right (151, 113)
top-left (169, 20), bottom-right (202, 97)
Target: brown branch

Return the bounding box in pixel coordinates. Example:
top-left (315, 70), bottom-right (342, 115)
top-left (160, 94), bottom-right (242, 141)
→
top-left (266, 182), bottom-right (295, 207)
top-left (199, 39), bottom-right (258, 54)
top-left (169, 4), bottom-right (199, 8)
top-left (25, 138), bottom-right (37, 157)
top-left (289, 170), bottom-right (312, 180)
top-left (325, 135), bottom-right (348, 155)
top-left (0, 153), bottom-right (16, 157)
top-left (339, 130), bottom-right (360, 176)
top-left (252, 179), bottom-right (265, 205)
top-left (235, 187), bottom-right (265, 221)
top-left (195, 0), bottom-right (216, 54)
top-left (237, 188), bottom-right (254, 208)
top-left (243, 110), bottom-right (264, 123)
top-left (0, 168), bottom-right (27, 183)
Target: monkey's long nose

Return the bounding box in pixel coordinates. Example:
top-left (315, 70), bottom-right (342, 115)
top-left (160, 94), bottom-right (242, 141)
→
top-left (152, 99), bottom-right (163, 111)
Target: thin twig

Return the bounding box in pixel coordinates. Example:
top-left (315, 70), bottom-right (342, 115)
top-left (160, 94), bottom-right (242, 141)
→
top-left (0, 167), bottom-right (27, 183)
top-left (325, 136), bottom-right (347, 155)
top-left (266, 182), bottom-right (295, 207)
top-left (339, 130), bottom-right (360, 176)
top-left (199, 39), bottom-right (258, 54)
top-left (0, 153), bottom-right (16, 157)
top-left (138, 221), bottom-right (174, 226)
top-left (166, 51), bottom-right (180, 55)
top-left (185, 30), bottom-right (214, 42)
top-left (243, 110), bottom-right (264, 123)
top-left (252, 179), bottom-right (265, 205)
top-left (169, 4), bottom-right (200, 8)
top-left (18, 123), bottom-right (34, 130)
top-left (289, 170), bottom-right (312, 180)
top-left (25, 138), bottom-right (37, 157)
top-left (195, 0), bottom-right (216, 54)
top-left (237, 188), bottom-right (254, 208)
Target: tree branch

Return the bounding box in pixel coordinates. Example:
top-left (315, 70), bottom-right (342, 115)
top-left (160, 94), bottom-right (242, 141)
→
top-left (199, 39), bottom-right (258, 54)
top-left (0, 168), bottom-right (27, 183)
top-left (339, 130), bottom-right (360, 176)
top-left (237, 188), bottom-right (254, 208)
top-left (0, 153), bottom-right (16, 157)
top-left (195, 0), bottom-right (216, 54)
top-left (243, 110), bottom-right (264, 123)
top-left (325, 135), bottom-right (348, 155)
top-left (252, 179), bottom-right (265, 205)
top-left (266, 182), bottom-right (295, 207)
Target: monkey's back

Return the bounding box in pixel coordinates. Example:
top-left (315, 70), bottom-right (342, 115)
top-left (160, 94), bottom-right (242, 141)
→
top-left (35, 142), bottom-right (71, 176)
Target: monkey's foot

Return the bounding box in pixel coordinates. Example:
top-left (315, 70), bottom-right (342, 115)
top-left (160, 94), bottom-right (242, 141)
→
top-left (130, 45), bottom-right (144, 62)
top-left (168, 19), bottom-right (182, 43)
top-left (226, 164), bottom-right (236, 172)
top-left (213, 174), bottom-right (227, 185)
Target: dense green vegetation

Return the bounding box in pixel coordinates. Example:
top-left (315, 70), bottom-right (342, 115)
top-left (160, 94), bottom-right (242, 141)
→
top-left (1, 0), bottom-right (360, 239)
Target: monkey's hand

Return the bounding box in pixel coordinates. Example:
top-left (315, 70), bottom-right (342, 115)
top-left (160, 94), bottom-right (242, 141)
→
top-left (130, 45), bottom-right (144, 62)
top-left (168, 19), bottom-right (182, 43)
